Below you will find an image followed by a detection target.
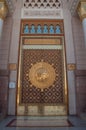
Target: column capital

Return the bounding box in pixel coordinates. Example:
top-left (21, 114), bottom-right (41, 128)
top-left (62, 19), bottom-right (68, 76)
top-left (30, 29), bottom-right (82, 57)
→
top-left (77, 0), bottom-right (86, 20)
top-left (0, 0), bottom-right (8, 20)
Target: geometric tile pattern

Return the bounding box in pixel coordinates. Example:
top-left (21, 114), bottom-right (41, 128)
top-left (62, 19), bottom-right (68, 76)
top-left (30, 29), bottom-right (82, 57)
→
top-left (20, 49), bottom-right (64, 104)
top-left (23, 0), bottom-right (62, 9)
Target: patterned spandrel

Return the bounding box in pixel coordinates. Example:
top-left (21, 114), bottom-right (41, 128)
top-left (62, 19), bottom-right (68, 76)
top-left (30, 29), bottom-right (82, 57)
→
top-left (56, 25), bottom-right (61, 34)
top-left (30, 25), bottom-right (36, 34)
top-left (43, 25), bottom-right (48, 34)
top-left (49, 25), bottom-right (54, 34)
top-left (37, 25), bottom-right (42, 34)
top-left (24, 24), bottom-right (29, 34)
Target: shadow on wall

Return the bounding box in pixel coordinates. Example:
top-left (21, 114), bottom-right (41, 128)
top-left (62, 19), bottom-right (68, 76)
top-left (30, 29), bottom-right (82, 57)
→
top-left (0, 70), bottom-right (9, 121)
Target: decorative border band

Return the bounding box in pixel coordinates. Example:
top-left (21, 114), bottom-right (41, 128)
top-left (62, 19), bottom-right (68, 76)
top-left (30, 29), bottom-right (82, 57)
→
top-left (9, 64), bottom-right (17, 71)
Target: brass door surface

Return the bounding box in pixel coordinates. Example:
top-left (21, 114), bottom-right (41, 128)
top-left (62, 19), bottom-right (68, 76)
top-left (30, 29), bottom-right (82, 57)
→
top-left (17, 36), bottom-right (68, 116)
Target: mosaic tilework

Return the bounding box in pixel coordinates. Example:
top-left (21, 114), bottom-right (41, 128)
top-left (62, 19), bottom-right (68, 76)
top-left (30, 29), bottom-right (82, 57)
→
top-left (20, 49), bottom-right (64, 104)
top-left (21, 19), bottom-right (64, 35)
top-left (23, 24), bottom-right (61, 34)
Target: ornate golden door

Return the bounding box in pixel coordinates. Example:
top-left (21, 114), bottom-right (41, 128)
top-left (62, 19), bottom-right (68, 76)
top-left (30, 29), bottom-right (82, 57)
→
top-left (17, 19), bottom-right (68, 116)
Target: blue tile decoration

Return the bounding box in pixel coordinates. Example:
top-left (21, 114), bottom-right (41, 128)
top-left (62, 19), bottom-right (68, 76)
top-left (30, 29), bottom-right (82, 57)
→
top-left (23, 24), bottom-right (62, 34)
top-left (24, 24), bottom-right (29, 34)
top-left (49, 25), bottom-right (54, 34)
top-left (56, 25), bottom-right (61, 34)
top-left (30, 25), bottom-right (36, 34)
top-left (43, 25), bottom-right (48, 34)
top-left (37, 25), bottom-right (42, 34)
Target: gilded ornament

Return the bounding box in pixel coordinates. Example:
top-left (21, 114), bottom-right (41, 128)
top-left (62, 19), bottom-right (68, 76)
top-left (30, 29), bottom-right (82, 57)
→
top-left (0, 1), bottom-right (8, 19)
top-left (77, 0), bottom-right (86, 20)
top-left (29, 62), bottom-right (56, 90)
top-left (67, 64), bottom-right (76, 71)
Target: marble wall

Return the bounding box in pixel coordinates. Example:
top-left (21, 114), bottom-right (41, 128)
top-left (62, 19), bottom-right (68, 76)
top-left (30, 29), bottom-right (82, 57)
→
top-left (0, 0), bottom-right (22, 116)
top-left (62, 1), bottom-right (76, 115)
top-left (0, 13), bottom-right (13, 119)
top-left (0, 70), bottom-right (9, 119)
top-left (0, 17), bottom-right (13, 69)
top-left (72, 16), bottom-right (86, 70)
top-left (8, 0), bottom-right (22, 115)
top-left (75, 70), bottom-right (86, 114)
top-left (72, 16), bottom-right (86, 114)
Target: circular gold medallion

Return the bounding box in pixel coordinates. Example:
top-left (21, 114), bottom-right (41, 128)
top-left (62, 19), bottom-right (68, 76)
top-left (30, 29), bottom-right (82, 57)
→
top-left (29, 62), bottom-right (56, 89)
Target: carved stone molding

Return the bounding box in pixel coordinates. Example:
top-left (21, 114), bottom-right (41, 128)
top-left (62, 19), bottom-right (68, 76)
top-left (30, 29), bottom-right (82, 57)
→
top-left (21, 9), bottom-right (63, 19)
top-left (68, 0), bottom-right (79, 15)
top-left (5, 0), bottom-right (15, 14)
top-left (22, 0), bottom-right (63, 19)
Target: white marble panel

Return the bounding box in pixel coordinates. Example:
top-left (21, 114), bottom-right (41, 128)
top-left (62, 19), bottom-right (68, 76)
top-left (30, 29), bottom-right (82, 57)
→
top-left (0, 19), bottom-right (3, 40)
top-left (8, 88), bottom-right (16, 115)
top-left (67, 71), bottom-right (76, 115)
top-left (82, 18), bottom-right (86, 47)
